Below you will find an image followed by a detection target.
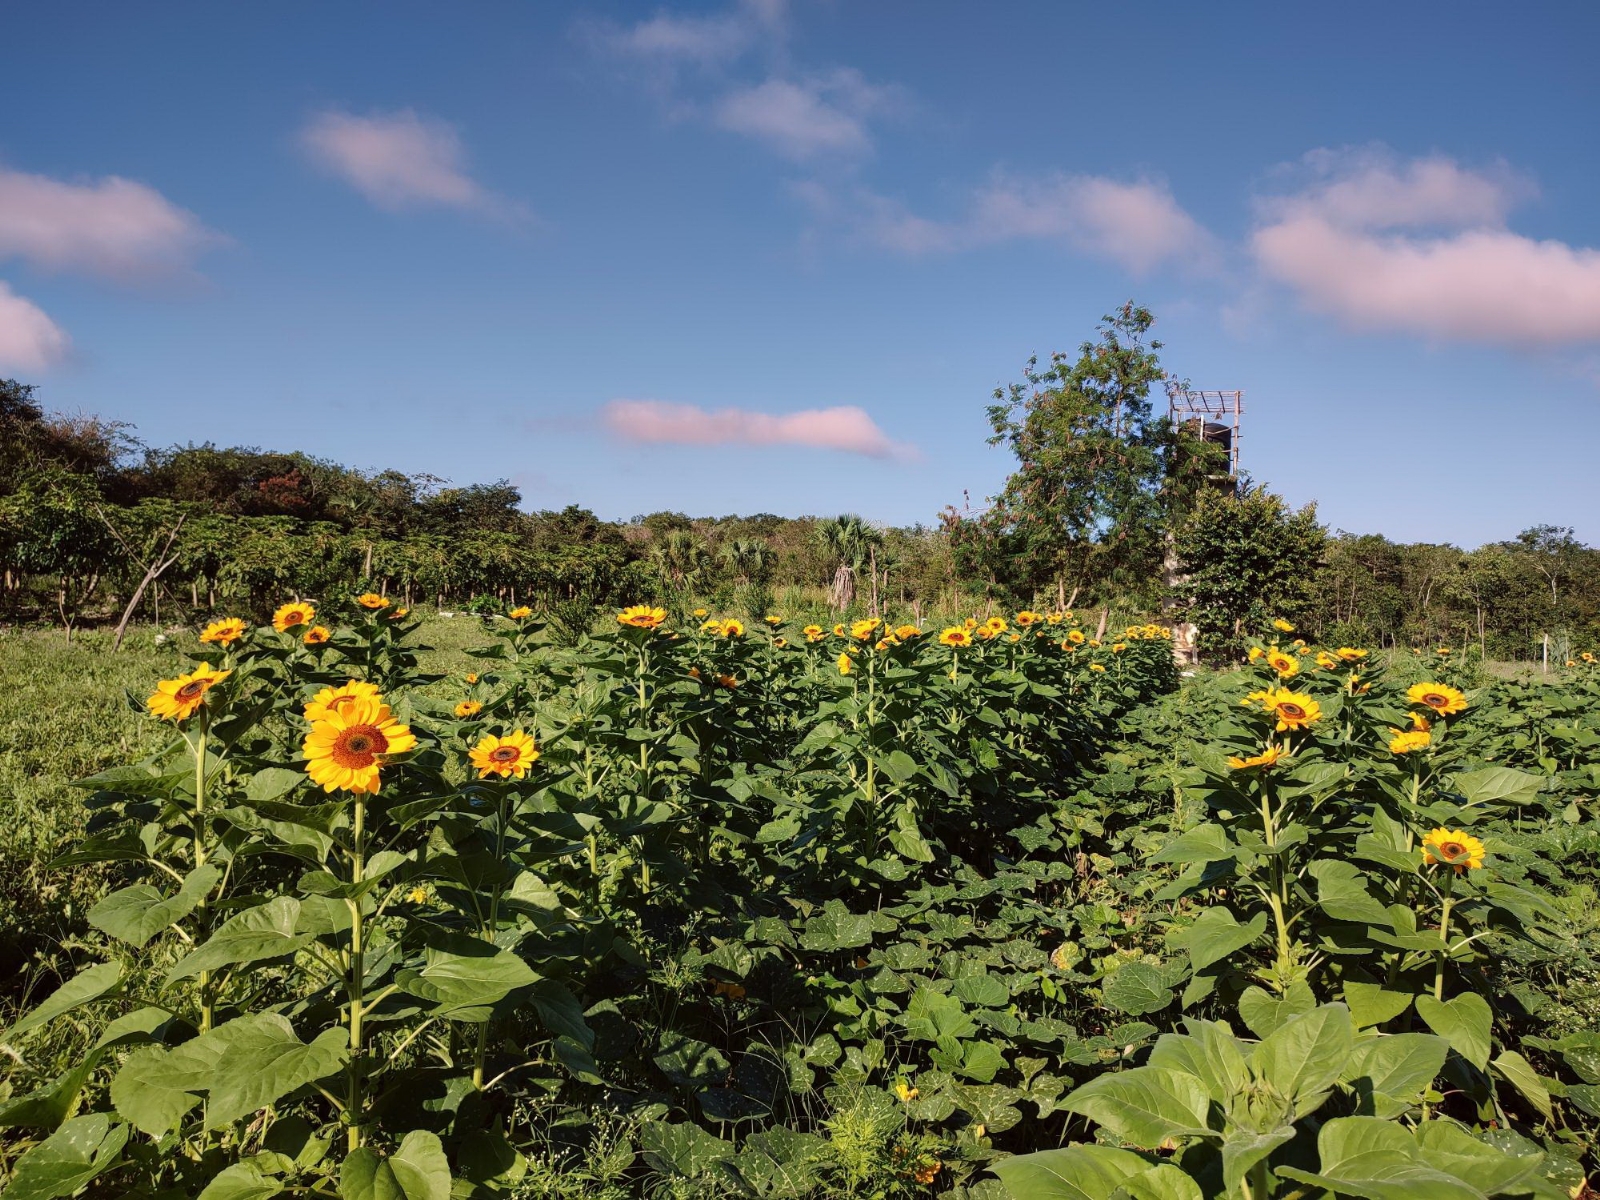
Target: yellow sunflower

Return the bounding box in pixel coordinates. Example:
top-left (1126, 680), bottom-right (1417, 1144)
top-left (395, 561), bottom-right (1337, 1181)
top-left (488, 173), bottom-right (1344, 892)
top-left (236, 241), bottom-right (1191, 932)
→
top-left (693, 607), bottom-right (708, 618)
top-left (465, 673), bottom-right (480, 685)
top-left (1266, 649), bottom-right (1299, 678)
top-left (1273, 618), bottom-right (1295, 632)
top-left (1407, 682), bottom-right (1467, 716)
top-left (1089, 663), bottom-right (1106, 673)
top-left (985, 616), bottom-right (1008, 634)
top-left (774, 637), bottom-right (787, 647)
top-left (303, 679), bottom-right (382, 722)
top-left (1066, 629), bottom-right (1086, 645)
top-left (303, 697), bottom-right (416, 794)
top-left (1389, 728), bottom-right (1431, 755)
top-left (716, 673), bottom-right (737, 690)
top-left (764, 615), bottom-right (782, 626)
top-left (1111, 642), bottom-right (1126, 653)
top-left (469, 730), bottom-right (540, 780)
top-left (837, 651), bottom-right (854, 675)
top-left (720, 618), bottom-right (745, 638)
top-left (939, 627), bottom-right (971, 647)
top-left (1015, 611), bottom-right (1042, 626)
top-left (832, 623), bottom-right (846, 637)
top-left (803, 624), bottom-right (825, 642)
top-left (617, 605), bottom-right (667, 629)
top-left (1421, 827), bottom-right (1486, 872)
top-left (303, 625), bottom-right (332, 645)
top-left (894, 624), bottom-right (921, 640)
top-left (454, 699), bottom-right (483, 718)
top-left (388, 607), bottom-right (409, 620)
top-left (272, 601), bottom-right (316, 632)
top-left (507, 605), bottom-right (533, 620)
top-left (1228, 745), bottom-right (1285, 770)
top-left (200, 617), bottom-right (247, 645)
top-left (850, 618), bottom-right (882, 641)
top-left (1336, 647), bottom-right (1368, 662)
top-left (147, 663), bottom-right (231, 721)
top-left (357, 593), bottom-right (391, 610)
top-left (1314, 651), bottom-right (1338, 670)
top-left (1266, 689), bottom-right (1321, 731)
top-left (1045, 612), bottom-right (1064, 625)
top-left (1247, 646), bottom-right (1264, 662)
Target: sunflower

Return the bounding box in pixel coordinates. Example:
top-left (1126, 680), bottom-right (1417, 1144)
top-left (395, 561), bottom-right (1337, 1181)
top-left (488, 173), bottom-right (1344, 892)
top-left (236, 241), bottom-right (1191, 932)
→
top-left (1088, 639), bottom-right (1102, 648)
top-left (1336, 647), bottom-right (1368, 662)
top-left (774, 637), bottom-right (787, 647)
top-left (1228, 745), bottom-right (1285, 770)
top-left (357, 593), bottom-right (391, 610)
top-left (1273, 618), bottom-right (1295, 632)
top-left (272, 601), bottom-right (316, 632)
top-left (200, 617), bottom-right (247, 645)
top-left (1266, 649), bottom-right (1299, 678)
top-left (803, 624), bottom-right (825, 642)
top-left (1059, 639), bottom-right (1077, 651)
top-left (833, 623), bottom-right (846, 637)
top-left (985, 616), bottom-right (1008, 634)
top-left (303, 679), bottom-right (382, 722)
top-left (1066, 629), bottom-right (1086, 645)
top-left (454, 699), bottom-right (483, 718)
top-left (850, 618), bottom-right (882, 641)
top-left (1247, 646), bottom-right (1264, 662)
top-left (1411, 712), bottom-right (1432, 732)
top-left (617, 605), bottom-right (667, 629)
top-left (1389, 728), bottom-right (1431, 754)
top-left (1583, 652), bottom-right (1596, 664)
top-left (716, 673), bottom-right (737, 690)
top-left (894, 624), bottom-right (921, 640)
top-left (147, 663), bottom-right (231, 721)
top-left (1422, 827), bottom-right (1486, 872)
top-left (1407, 682), bottom-right (1467, 716)
top-left (1111, 642), bottom-right (1126, 653)
top-left (1266, 689), bottom-right (1321, 731)
top-left (1015, 611), bottom-right (1042, 626)
top-left (764, 615), bottom-right (782, 626)
top-left (837, 652), bottom-right (854, 675)
top-left (469, 730), bottom-right (540, 780)
top-left (507, 605), bottom-right (533, 620)
top-left (693, 607), bottom-right (708, 618)
top-left (1046, 612), bottom-right (1064, 625)
top-left (963, 617), bottom-right (978, 630)
top-left (388, 607), bottom-right (409, 620)
top-left (1315, 651), bottom-right (1338, 670)
top-left (465, 673), bottom-right (479, 685)
top-left (1089, 663), bottom-right (1106, 673)
top-left (939, 627), bottom-right (971, 647)
top-left (720, 618), bottom-right (745, 638)
top-left (303, 625), bottom-right (332, 645)
top-left (303, 697), bottom-right (416, 793)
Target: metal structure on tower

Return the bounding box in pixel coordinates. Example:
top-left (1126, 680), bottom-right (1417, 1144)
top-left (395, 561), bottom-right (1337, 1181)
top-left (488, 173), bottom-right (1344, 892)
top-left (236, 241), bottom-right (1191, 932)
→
top-left (1165, 382), bottom-right (1243, 482)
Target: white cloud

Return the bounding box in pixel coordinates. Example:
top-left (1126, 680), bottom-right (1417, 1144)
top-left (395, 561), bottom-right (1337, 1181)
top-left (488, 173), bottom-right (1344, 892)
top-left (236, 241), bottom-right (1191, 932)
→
top-left (300, 109), bottom-right (521, 218)
top-left (803, 173), bottom-right (1214, 274)
top-left (603, 399), bottom-right (917, 459)
top-left (596, 0), bottom-right (785, 63)
top-left (0, 165), bottom-right (220, 281)
top-left (0, 282), bottom-right (70, 372)
top-left (1252, 149), bottom-right (1600, 345)
top-left (714, 70), bottom-right (897, 159)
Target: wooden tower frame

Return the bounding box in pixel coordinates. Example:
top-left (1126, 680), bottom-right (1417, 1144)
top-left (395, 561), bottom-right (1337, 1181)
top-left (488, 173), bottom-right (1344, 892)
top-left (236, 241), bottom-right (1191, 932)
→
top-left (1166, 383), bottom-right (1243, 479)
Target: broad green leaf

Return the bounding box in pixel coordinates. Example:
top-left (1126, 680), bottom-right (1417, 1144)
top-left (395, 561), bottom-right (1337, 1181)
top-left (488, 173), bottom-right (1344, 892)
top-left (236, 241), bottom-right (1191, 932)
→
top-left (951, 975), bottom-right (1010, 1008)
top-left (0, 1060), bottom-right (96, 1130)
top-left (905, 986), bottom-right (977, 1043)
top-left (1236, 980), bottom-right (1314, 1038)
top-left (654, 1034), bottom-right (731, 1089)
top-left (1413, 1122), bottom-right (1542, 1194)
top-left (1277, 1116), bottom-right (1479, 1200)
top-left (1342, 981), bottom-right (1415, 1030)
top-left (1117, 1164), bottom-right (1204, 1200)
top-left (799, 903), bottom-right (874, 951)
top-left (197, 1156), bottom-right (287, 1200)
top-left (340, 1129), bottom-right (451, 1200)
top-left (956, 1040), bottom-right (1008, 1083)
top-left (111, 1038), bottom-right (218, 1136)
top-left (1452, 766), bottom-right (1541, 807)
top-left (1101, 963), bottom-right (1173, 1017)
top-left (1166, 908), bottom-right (1266, 972)
top-left (988, 1144), bottom-right (1150, 1200)
top-left (1310, 860), bottom-right (1393, 925)
top-left (3, 1112), bottom-right (129, 1200)
top-left (246, 767), bottom-right (306, 803)
top-left (639, 1121), bottom-right (735, 1178)
top-left (1148, 1020), bottom-right (1248, 1105)
top-left (1414, 993), bottom-right (1492, 1071)
top-left (89, 864), bottom-right (220, 947)
top-left (6, 961), bottom-right (121, 1041)
top-left (167, 897), bottom-right (313, 983)
top-left (1345, 1034), bottom-right (1448, 1116)
top-left (395, 945), bottom-right (537, 1020)
top-left (1491, 1051), bottom-right (1552, 1121)
top-left (1148, 824), bottom-right (1235, 865)
top-left (1061, 1066), bottom-right (1214, 1147)
top-left (206, 1017), bottom-right (348, 1128)
top-left (1220, 1128), bottom-right (1294, 1199)
top-left (1252, 1004), bottom-right (1353, 1112)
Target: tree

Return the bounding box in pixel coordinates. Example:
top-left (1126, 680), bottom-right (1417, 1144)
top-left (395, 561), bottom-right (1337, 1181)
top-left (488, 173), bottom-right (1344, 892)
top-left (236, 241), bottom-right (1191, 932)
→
top-left (720, 538), bottom-right (772, 588)
top-left (980, 303), bottom-right (1222, 607)
top-left (815, 515), bottom-right (881, 610)
top-left (1173, 483), bottom-right (1326, 662)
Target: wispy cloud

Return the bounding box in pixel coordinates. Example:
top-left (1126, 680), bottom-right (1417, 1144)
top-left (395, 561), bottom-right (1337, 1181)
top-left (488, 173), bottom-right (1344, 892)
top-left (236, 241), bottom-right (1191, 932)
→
top-left (603, 399), bottom-right (917, 459)
top-left (714, 69), bottom-right (901, 160)
top-left (797, 173), bottom-right (1215, 275)
top-left (0, 282), bottom-right (70, 372)
top-left (0, 164), bottom-right (222, 281)
top-left (591, 0), bottom-right (785, 64)
top-left (1251, 148), bottom-right (1600, 345)
top-left (300, 109), bottom-right (524, 219)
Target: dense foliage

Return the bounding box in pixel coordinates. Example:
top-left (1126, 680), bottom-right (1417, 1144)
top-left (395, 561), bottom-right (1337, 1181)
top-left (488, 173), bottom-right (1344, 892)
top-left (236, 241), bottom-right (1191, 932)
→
top-left (2, 602), bottom-right (1598, 1197)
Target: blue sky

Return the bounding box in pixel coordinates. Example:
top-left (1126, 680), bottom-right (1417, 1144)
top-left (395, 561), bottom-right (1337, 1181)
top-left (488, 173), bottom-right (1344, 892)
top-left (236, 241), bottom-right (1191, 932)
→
top-left (3, 1), bottom-right (1598, 546)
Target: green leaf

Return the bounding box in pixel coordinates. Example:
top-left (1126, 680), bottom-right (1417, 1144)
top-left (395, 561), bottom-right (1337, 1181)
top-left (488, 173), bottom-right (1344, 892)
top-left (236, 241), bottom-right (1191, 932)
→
top-left (246, 767), bottom-right (306, 803)
top-left (340, 1129), bottom-right (451, 1200)
top-left (1101, 963), bottom-right (1174, 1017)
top-left (0, 1061), bottom-right (96, 1130)
top-left (1148, 824), bottom-right (1235, 865)
top-left (1061, 1067), bottom-right (1214, 1147)
top-left (639, 1121), bottom-right (735, 1179)
top-left (988, 1144), bottom-right (1150, 1200)
top-left (1345, 1034), bottom-right (1448, 1116)
top-left (1276, 1116), bottom-right (1480, 1200)
top-left (1414, 993), bottom-right (1492, 1071)
top-left (111, 1036), bottom-right (222, 1136)
top-left (799, 903), bottom-right (874, 951)
top-left (395, 944), bottom-right (538, 1020)
top-left (89, 864), bottom-right (220, 947)
top-left (1148, 1021), bottom-right (1249, 1105)
top-left (1219, 1128), bottom-right (1294, 1199)
top-left (1251, 1004), bottom-right (1353, 1114)
top-left (951, 975), bottom-right (1010, 1008)
top-left (3, 1113), bottom-right (129, 1200)
top-left (654, 1033), bottom-right (731, 1090)
top-left (167, 897), bottom-right (313, 983)
top-left (1452, 766), bottom-right (1542, 807)
top-left (1166, 908), bottom-right (1266, 972)
top-left (1413, 1122), bottom-right (1542, 1195)
top-left (5, 961), bottom-right (120, 1041)
top-left (1491, 1051), bottom-right (1552, 1121)
top-left (1310, 860), bottom-right (1393, 925)
top-left (1236, 980), bottom-right (1314, 1038)
top-left (205, 1016), bottom-right (348, 1129)
top-left (905, 987), bottom-right (976, 1043)
top-left (196, 1156), bottom-right (287, 1200)
top-left (1117, 1164), bottom-right (1205, 1200)
top-left (1342, 981), bottom-right (1415, 1030)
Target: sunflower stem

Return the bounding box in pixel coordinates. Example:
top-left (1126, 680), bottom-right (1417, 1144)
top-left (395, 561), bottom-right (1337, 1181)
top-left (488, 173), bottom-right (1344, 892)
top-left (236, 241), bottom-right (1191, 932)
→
top-left (193, 719), bottom-right (215, 1034)
top-left (1434, 869), bottom-right (1456, 1002)
top-left (346, 796), bottom-right (367, 1152)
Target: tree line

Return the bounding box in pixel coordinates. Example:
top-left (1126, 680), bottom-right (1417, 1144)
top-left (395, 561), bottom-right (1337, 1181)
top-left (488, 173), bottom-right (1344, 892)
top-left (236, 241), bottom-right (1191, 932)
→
top-left (2, 304), bottom-right (1595, 661)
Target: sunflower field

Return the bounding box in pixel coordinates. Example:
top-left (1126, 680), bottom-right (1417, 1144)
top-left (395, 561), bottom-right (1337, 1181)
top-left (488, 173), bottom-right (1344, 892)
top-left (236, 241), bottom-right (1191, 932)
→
top-left (2, 600), bottom-right (1599, 1200)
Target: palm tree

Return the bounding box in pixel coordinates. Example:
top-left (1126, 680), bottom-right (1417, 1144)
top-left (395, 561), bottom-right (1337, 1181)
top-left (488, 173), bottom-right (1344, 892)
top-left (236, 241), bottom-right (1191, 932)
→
top-left (652, 530), bottom-right (709, 591)
top-left (720, 537), bottom-right (771, 587)
top-left (815, 515), bottom-right (882, 611)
